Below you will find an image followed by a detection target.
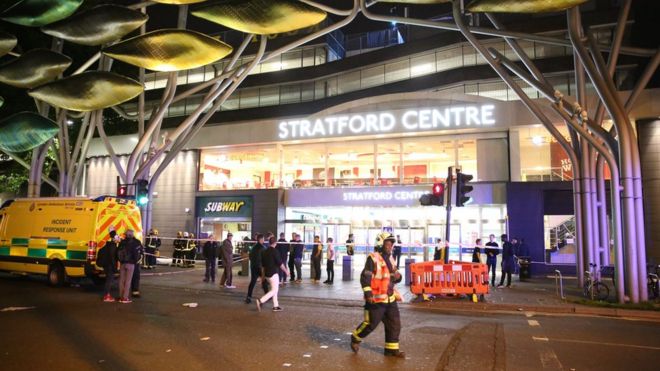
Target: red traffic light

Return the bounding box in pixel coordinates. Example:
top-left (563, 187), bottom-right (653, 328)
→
top-left (118, 185), bottom-right (128, 197)
top-left (432, 183), bottom-right (445, 196)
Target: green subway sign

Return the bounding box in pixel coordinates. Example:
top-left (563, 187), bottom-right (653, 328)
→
top-left (196, 196), bottom-right (253, 218)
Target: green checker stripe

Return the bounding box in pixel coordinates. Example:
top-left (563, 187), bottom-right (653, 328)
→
top-left (0, 247), bottom-right (9, 256)
top-left (47, 239), bottom-right (68, 249)
top-left (28, 248), bottom-right (47, 258)
top-left (11, 238), bottom-right (29, 247)
top-left (66, 250), bottom-right (87, 260)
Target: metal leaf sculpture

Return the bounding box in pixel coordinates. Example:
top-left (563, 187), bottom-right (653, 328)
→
top-left (467, 0), bottom-right (588, 13)
top-left (0, 96), bottom-right (4, 109)
top-left (41, 5), bottom-right (149, 46)
top-left (0, 32), bottom-right (18, 57)
top-left (1, 0), bottom-right (84, 27)
top-left (191, 0), bottom-right (327, 35)
top-left (0, 49), bottom-right (72, 89)
top-left (152, 0), bottom-right (208, 4)
top-left (0, 112), bottom-right (60, 153)
top-left (102, 29), bottom-right (233, 72)
top-left (379, 0), bottom-right (450, 3)
top-left (28, 71), bottom-right (144, 112)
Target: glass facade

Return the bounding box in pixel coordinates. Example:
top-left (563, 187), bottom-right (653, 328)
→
top-left (199, 135), bottom-right (502, 191)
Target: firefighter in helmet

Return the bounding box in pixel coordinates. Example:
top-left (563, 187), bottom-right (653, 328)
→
top-left (144, 228), bottom-right (161, 269)
top-left (351, 232), bottom-right (405, 358)
top-left (171, 231), bottom-right (184, 267)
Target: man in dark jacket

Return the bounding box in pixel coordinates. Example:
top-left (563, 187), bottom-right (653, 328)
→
top-left (245, 234), bottom-right (268, 303)
top-left (118, 229), bottom-right (141, 303)
top-left (144, 229), bottom-right (161, 269)
top-left (292, 233), bottom-right (304, 283)
top-left (288, 232), bottom-right (297, 282)
top-left (102, 231), bottom-right (120, 302)
top-left (202, 235), bottom-right (219, 283)
top-left (485, 234), bottom-right (499, 286)
top-left (277, 232), bottom-right (289, 284)
top-left (220, 233), bottom-right (235, 288)
top-left (498, 234), bottom-right (515, 288)
top-left (130, 231), bottom-right (144, 298)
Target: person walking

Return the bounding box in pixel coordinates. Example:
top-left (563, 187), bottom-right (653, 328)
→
top-left (292, 233), bottom-right (304, 283)
top-left (118, 229), bottom-right (140, 304)
top-left (220, 233), bottom-right (236, 288)
top-left (100, 231), bottom-right (120, 302)
top-left (255, 236), bottom-right (289, 312)
top-left (324, 237), bottom-right (335, 284)
top-left (472, 238), bottom-right (482, 263)
top-left (277, 232), bottom-right (289, 285)
top-left (144, 229), bottom-right (161, 269)
top-left (311, 235), bottom-right (323, 283)
top-left (202, 235), bottom-right (219, 283)
top-left (288, 232), bottom-right (297, 282)
top-left (498, 234), bottom-right (515, 288)
top-left (350, 233), bottom-right (405, 358)
top-left (245, 234), bottom-right (268, 304)
top-left (485, 234), bottom-right (500, 286)
top-left (393, 235), bottom-right (403, 269)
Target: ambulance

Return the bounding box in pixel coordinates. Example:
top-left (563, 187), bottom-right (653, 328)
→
top-left (0, 196), bottom-right (143, 286)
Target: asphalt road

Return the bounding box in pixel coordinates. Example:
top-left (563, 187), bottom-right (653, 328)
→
top-left (0, 274), bottom-right (659, 370)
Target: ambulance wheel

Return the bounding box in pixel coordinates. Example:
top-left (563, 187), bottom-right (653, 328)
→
top-left (48, 262), bottom-right (66, 287)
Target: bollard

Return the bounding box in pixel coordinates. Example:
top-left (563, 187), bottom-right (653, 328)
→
top-left (405, 258), bottom-right (415, 286)
top-left (423, 246), bottom-right (430, 262)
top-left (239, 256), bottom-right (249, 276)
top-left (343, 255), bottom-right (353, 281)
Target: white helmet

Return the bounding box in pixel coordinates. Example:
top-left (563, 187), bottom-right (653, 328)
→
top-left (183, 232), bottom-right (189, 238)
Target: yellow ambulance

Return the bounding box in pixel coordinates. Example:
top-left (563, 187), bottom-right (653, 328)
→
top-left (0, 196), bottom-right (143, 286)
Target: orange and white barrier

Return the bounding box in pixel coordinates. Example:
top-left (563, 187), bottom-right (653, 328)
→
top-left (409, 261), bottom-right (489, 297)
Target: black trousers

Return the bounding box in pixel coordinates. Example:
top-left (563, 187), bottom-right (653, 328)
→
top-left (172, 249), bottom-right (183, 265)
top-left (394, 253), bottom-right (401, 269)
top-left (352, 302), bottom-right (401, 351)
top-left (326, 260), bottom-right (334, 282)
top-left (131, 264), bottom-right (140, 292)
top-left (486, 257), bottom-right (497, 285)
top-left (312, 258), bottom-right (322, 280)
top-left (288, 256), bottom-right (296, 281)
top-left (247, 266), bottom-right (268, 298)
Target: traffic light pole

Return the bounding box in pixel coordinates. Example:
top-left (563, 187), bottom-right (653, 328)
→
top-left (444, 166), bottom-right (454, 264)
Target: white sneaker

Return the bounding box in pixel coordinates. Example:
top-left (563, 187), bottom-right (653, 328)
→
top-left (225, 285), bottom-right (237, 289)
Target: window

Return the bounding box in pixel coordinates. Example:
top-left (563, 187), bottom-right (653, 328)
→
top-left (514, 125), bottom-right (572, 181)
top-left (327, 140), bottom-right (375, 187)
top-left (282, 143), bottom-right (327, 188)
top-left (200, 146), bottom-right (279, 190)
top-left (402, 138), bottom-right (455, 184)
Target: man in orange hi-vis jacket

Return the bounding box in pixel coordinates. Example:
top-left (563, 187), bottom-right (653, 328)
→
top-left (350, 232), bottom-right (405, 358)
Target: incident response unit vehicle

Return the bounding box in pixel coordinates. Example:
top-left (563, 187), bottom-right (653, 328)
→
top-left (0, 196), bottom-right (143, 286)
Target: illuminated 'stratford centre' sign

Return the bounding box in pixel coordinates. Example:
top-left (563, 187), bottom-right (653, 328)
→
top-left (278, 104), bottom-right (496, 139)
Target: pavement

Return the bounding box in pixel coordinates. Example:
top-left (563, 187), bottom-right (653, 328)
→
top-left (1, 273), bottom-right (659, 370)
top-left (142, 258), bottom-right (660, 322)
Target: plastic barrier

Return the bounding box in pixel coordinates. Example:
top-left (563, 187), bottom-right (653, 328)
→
top-left (409, 261), bottom-right (489, 297)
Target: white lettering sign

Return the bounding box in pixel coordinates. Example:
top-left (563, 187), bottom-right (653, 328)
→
top-left (342, 190), bottom-right (430, 202)
top-left (278, 105), bottom-right (496, 139)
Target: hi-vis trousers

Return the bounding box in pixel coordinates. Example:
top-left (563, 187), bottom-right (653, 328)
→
top-left (352, 301), bottom-right (401, 351)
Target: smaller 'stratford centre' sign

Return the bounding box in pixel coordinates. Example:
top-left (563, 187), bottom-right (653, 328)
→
top-left (278, 104), bottom-right (496, 140)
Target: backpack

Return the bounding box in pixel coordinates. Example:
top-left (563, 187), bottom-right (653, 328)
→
top-left (117, 245), bottom-right (129, 263)
top-left (96, 246), bottom-right (107, 266)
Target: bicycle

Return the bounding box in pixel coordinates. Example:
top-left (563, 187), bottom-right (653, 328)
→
top-left (584, 263), bottom-right (609, 301)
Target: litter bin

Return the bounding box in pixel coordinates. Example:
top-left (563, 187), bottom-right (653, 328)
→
top-left (518, 257), bottom-right (531, 280)
top-left (342, 255), bottom-right (353, 281)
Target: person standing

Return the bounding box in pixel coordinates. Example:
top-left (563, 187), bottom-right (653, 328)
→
top-left (311, 235), bottom-right (323, 283)
top-left (393, 235), bottom-right (403, 269)
top-left (350, 234), bottom-right (405, 358)
top-left (118, 229), bottom-right (140, 304)
top-left (144, 229), bottom-right (161, 269)
top-left (292, 233), bottom-right (304, 283)
top-left (346, 233), bottom-right (355, 256)
top-left (485, 234), bottom-right (500, 287)
top-left (129, 231), bottom-right (144, 298)
top-left (277, 232), bottom-right (289, 285)
top-left (171, 231), bottom-right (183, 267)
top-left (288, 232), bottom-right (297, 282)
top-left (433, 239), bottom-right (447, 261)
top-left (101, 231), bottom-right (120, 302)
top-left (245, 234), bottom-right (268, 304)
top-left (202, 235), bottom-right (219, 283)
top-left (472, 238), bottom-right (483, 263)
top-left (324, 237), bottom-right (335, 284)
top-left (220, 233), bottom-right (236, 288)
top-left (255, 236), bottom-right (289, 312)
top-left (498, 234), bottom-right (515, 288)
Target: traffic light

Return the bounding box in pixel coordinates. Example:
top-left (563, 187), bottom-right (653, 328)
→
top-left (420, 183), bottom-right (445, 206)
top-left (136, 179), bottom-right (149, 206)
top-left (117, 185), bottom-right (128, 197)
top-left (455, 172), bottom-right (474, 207)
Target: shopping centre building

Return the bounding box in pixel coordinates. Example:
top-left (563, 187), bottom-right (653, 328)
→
top-left (82, 3), bottom-right (660, 273)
